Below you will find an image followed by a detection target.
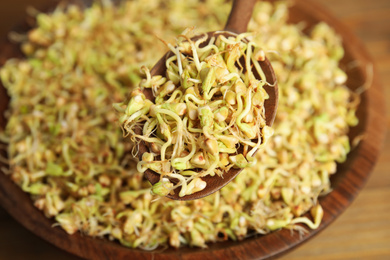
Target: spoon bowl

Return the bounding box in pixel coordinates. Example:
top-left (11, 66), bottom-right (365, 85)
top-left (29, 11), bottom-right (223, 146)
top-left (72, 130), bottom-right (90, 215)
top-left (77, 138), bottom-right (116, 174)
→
top-left (139, 0), bottom-right (278, 200)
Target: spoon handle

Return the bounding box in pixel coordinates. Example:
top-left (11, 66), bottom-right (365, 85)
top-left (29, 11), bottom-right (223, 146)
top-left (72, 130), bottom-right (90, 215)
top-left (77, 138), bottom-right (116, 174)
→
top-left (224, 0), bottom-right (257, 34)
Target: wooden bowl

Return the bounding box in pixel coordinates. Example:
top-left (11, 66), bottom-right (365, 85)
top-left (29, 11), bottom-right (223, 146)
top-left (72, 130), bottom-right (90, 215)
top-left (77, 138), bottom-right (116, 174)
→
top-left (0, 0), bottom-right (386, 259)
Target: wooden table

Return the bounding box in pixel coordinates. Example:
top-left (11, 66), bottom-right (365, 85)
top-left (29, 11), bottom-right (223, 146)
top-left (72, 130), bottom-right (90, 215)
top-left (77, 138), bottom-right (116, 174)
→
top-left (0, 0), bottom-right (389, 259)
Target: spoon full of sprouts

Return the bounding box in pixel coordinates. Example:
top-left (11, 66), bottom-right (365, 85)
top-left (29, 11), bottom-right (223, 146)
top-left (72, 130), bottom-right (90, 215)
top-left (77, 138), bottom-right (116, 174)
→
top-left (114, 0), bottom-right (278, 200)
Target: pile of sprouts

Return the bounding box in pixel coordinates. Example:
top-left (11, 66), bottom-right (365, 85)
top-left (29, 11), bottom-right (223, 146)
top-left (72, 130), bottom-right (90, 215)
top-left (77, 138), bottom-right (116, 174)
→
top-left (0, 0), bottom-right (359, 249)
top-left (115, 32), bottom-right (273, 197)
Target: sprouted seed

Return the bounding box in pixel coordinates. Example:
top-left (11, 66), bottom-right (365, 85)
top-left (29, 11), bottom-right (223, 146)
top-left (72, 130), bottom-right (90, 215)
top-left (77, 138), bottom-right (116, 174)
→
top-left (115, 32), bottom-right (274, 197)
top-left (0, 0), bottom-right (359, 249)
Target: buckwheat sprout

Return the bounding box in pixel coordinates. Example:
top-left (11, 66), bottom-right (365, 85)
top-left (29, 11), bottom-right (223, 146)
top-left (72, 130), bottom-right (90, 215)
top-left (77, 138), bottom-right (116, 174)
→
top-left (236, 87), bottom-right (253, 125)
top-left (197, 37), bottom-right (220, 58)
top-left (218, 34), bottom-right (240, 45)
top-left (171, 136), bottom-right (197, 167)
top-left (166, 56), bottom-right (179, 72)
top-left (183, 35), bottom-right (202, 72)
top-left (184, 93), bottom-right (206, 106)
top-left (140, 66), bottom-right (152, 88)
top-left (165, 89), bottom-right (182, 103)
top-left (129, 134), bottom-right (165, 147)
top-left (193, 33), bottom-right (209, 49)
top-left (143, 118), bottom-right (158, 136)
top-left (252, 57), bottom-right (268, 84)
top-left (167, 44), bottom-right (183, 76)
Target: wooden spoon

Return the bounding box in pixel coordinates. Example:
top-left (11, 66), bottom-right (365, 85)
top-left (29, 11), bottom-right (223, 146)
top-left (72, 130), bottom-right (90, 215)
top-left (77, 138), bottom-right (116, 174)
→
top-left (139, 0), bottom-right (278, 200)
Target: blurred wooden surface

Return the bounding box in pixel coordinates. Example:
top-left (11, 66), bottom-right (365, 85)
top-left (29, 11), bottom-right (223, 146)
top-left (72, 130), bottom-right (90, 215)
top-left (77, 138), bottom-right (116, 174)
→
top-left (0, 0), bottom-right (389, 259)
